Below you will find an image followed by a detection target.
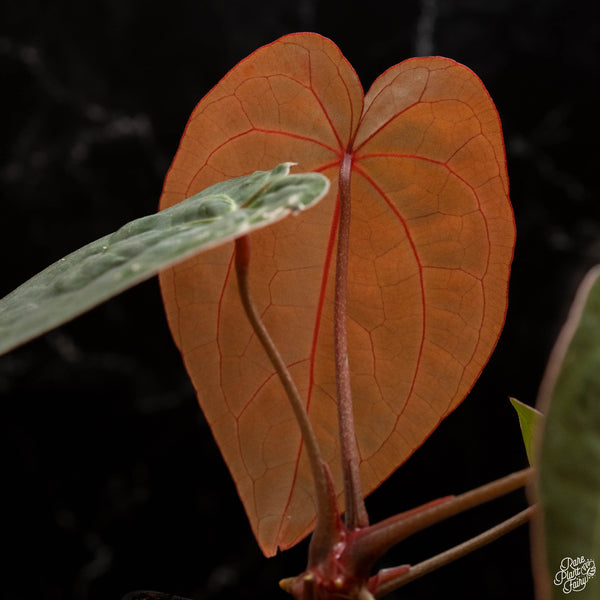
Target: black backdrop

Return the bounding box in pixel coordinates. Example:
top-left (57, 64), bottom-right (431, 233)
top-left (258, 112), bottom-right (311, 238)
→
top-left (1, 1), bottom-right (599, 599)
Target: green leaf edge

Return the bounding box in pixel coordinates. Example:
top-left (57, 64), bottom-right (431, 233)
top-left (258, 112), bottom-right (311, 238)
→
top-left (532, 264), bottom-right (600, 600)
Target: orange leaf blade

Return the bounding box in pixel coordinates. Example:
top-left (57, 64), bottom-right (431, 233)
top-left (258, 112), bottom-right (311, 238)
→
top-left (159, 35), bottom-right (515, 557)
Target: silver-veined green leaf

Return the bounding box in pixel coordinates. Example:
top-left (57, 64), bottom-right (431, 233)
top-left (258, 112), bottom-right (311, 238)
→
top-left (0, 163), bottom-right (329, 356)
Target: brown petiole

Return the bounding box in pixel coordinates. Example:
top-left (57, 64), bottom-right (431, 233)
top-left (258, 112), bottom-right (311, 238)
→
top-left (234, 235), bottom-right (342, 566)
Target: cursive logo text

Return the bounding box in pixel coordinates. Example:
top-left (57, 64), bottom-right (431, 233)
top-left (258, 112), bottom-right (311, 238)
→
top-left (554, 556), bottom-right (596, 593)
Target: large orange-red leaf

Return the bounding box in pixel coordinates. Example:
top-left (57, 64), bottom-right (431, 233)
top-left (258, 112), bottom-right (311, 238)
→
top-left (158, 33), bottom-right (514, 557)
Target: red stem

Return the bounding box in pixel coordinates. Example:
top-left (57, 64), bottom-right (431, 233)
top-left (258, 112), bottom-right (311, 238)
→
top-left (348, 468), bottom-right (532, 574)
top-left (372, 505), bottom-right (537, 597)
top-left (335, 152), bottom-right (369, 531)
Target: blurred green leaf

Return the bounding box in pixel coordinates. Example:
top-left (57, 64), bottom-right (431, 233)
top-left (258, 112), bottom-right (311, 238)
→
top-left (0, 163), bottom-right (329, 357)
top-left (533, 265), bottom-right (600, 599)
top-left (510, 397), bottom-right (542, 465)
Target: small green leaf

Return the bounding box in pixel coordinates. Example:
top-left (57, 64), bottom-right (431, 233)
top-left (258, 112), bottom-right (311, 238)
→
top-left (532, 265), bottom-right (600, 599)
top-left (510, 397), bottom-right (542, 465)
top-left (0, 164), bottom-right (329, 357)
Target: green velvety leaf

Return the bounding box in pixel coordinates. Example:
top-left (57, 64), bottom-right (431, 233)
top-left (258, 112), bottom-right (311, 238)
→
top-left (0, 163), bottom-right (329, 357)
top-left (510, 397), bottom-right (542, 465)
top-left (532, 265), bottom-right (600, 599)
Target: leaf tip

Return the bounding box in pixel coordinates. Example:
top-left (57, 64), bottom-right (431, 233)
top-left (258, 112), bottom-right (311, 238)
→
top-left (509, 397), bottom-right (542, 466)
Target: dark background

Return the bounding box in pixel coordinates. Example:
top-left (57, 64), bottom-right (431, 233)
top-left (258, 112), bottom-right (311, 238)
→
top-left (1, 1), bottom-right (599, 599)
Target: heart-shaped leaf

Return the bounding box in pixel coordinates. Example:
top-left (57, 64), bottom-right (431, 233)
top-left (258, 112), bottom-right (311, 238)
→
top-left (0, 164), bottom-right (327, 356)
top-left (159, 33), bottom-right (515, 556)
